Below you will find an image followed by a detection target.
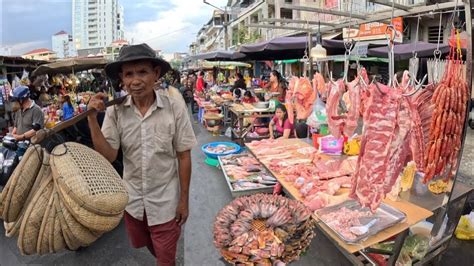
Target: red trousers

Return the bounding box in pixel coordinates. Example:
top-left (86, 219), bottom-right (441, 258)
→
top-left (124, 211), bottom-right (181, 266)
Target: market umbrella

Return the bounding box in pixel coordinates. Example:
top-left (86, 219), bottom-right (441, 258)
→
top-left (202, 61), bottom-right (252, 69)
top-left (239, 36), bottom-right (347, 61)
top-left (367, 42), bottom-right (451, 60)
top-left (31, 57), bottom-right (109, 77)
top-left (190, 50), bottom-right (246, 61)
top-left (333, 56), bottom-right (389, 63)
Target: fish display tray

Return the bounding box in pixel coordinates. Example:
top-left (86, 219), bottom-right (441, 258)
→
top-left (314, 200), bottom-right (406, 244)
top-left (218, 153), bottom-right (275, 198)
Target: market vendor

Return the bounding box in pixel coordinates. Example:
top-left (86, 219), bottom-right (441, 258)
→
top-left (10, 86), bottom-right (44, 141)
top-left (269, 104), bottom-right (293, 139)
top-left (232, 73), bottom-right (246, 92)
top-left (195, 71), bottom-right (205, 94)
top-left (242, 90), bottom-right (258, 104)
top-left (87, 43), bottom-right (197, 265)
top-left (265, 70), bottom-right (286, 102)
top-left (61, 95), bottom-right (75, 121)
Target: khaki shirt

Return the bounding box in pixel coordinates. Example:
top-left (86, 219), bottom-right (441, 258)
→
top-left (14, 101), bottom-right (45, 135)
top-left (101, 91), bottom-right (197, 225)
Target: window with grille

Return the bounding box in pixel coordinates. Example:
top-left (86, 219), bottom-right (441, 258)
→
top-left (281, 8), bottom-right (293, 20)
top-left (428, 26), bottom-right (443, 44)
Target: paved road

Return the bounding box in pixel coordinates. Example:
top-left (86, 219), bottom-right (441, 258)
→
top-left (458, 129), bottom-right (474, 187)
top-left (1, 123), bottom-right (473, 265)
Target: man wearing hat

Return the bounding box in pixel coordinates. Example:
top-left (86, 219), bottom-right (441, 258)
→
top-left (10, 85), bottom-right (44, 141)
top-left (87, 43), bottom-right (197, 265)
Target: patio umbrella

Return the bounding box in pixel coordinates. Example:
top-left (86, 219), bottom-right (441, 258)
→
top-left (32, 57), bottom-right (109, 76)
top-left (367, 42), bottom-right (451, 61)
top-left (239, 37), bottom-right (347, 61)
top-left (190, 51), bottom-right (246, 61)
top-left (202, 61), bottom-right (252, 69)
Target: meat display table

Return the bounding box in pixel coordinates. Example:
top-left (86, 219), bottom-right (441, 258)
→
top-left (245, 139), bottom-right (445, 265)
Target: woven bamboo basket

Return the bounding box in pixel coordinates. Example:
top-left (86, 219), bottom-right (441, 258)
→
top-left (3, 145), bottom-right (43, 222)
top-left (53, 191), bottom-right (81, 251)
top-left (58, 193), bottom-right (99, 246)
top-left (4, 221), bottom-right (15, 236)
top-left (50, 195), bottom-right (66, 253)
top-left (56, 180), bottom-right (121, 233)
top-left (4, 151), bottom-right (51, 238)
top-left (50, 142), bottom-right (128, 216)
top-left (0, 188), bottom-right (8, 216)
top-left (17, 175), bottom-right (53, 255)
top-left (48, 197), bottom-right (56, 253)
top-left (37, 191), bottom-right (54, 255)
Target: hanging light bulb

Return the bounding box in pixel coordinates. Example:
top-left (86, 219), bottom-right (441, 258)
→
top-left (311, 20), bottom-right (327, 60)
top-left (311, 43), bottom-right (327, 60)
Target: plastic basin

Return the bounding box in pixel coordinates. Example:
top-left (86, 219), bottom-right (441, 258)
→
top-left (201, 142), bottom-right (241, 159)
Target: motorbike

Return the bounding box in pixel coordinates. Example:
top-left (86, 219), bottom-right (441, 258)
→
top-left (0, 123), bottom-right (41, 187)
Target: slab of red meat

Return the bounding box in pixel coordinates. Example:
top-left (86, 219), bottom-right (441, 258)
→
top-left (406, 83), bottom-right (435, 172)
top-left (327, 79), bottom-right (346, 138)
top-left (384, 97), bottom-right (412, 194)
top-left (344, 68), bottom-right (368, 137)
top-left (313, 156), bottom-right (358, 180)
top-left (295, 78), bottom-right (317, 120)
top-left (411, 84), bottom-right (435, 147)
top-left (351, 82), bottom-right (401, 211)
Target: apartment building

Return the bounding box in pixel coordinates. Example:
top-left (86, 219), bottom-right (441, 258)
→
top-left (194, 10), bottom-right (230, 54)
top-left (22, 49), bottom-right (57, 61)
top-left (72, 0), bottom-right (125, 50)
top-left (52, 31), bottom-right (77, 59)
top-left (192, 0), bottom-right (451, 55)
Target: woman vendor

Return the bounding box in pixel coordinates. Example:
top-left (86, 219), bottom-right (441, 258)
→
top-left (265, 70), bottom-right (286, 102)
top-left (242, 90), bottom-right (258, 104)
top-left (269, 104), bottom-right (293, 139)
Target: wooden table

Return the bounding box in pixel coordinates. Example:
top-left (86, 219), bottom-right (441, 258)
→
top-left (229, 105), bottom-right (274, 145)
top-left (246, 138), bottom-right (434, 265)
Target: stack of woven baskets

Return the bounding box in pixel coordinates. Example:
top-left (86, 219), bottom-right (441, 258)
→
top-left (0, 142), bottom-right (128, 255)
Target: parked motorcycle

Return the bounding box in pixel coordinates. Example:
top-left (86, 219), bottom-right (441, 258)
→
top-left (0, 123), bottom-right (42, 187)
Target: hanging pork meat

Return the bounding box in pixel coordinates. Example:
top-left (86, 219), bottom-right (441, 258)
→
top-left (294, 77), bottom-right (317, 121)
top-left (326, 68), bottom-right (368, 139)
top-left (350, 80), bottom-right (413, 211)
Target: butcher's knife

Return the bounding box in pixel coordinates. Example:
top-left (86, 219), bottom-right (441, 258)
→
top-left (31, 95), bottom-right (128, 144)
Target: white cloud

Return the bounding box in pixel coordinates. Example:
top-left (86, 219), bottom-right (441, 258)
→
top-left (125, 0), bottom-right (228, 54)
top-left (8, 40), bottom-right (49, 56)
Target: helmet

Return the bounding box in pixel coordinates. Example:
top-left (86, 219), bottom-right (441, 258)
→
top-left (11, 86), bottom-right (30, 101)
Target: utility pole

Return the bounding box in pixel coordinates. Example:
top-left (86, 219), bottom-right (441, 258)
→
top-left (224, 6), bottom-right (229, 50)
top-left (203, 0), bottom-right (229, 50)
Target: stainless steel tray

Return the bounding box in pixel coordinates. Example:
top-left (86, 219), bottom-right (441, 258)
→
top-left (218, 153), bottom-right (275, 197)
top-left (314, 199), bottom-right (407, 243)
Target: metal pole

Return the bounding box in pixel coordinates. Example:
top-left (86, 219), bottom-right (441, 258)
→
top-left (224, 6), bottom-right (229, 50)
top-left (308, 32), bottom-right (313, 78)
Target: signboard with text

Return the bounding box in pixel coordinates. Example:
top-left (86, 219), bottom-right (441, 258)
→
top-left (343, 17), bottom-right (403, 43)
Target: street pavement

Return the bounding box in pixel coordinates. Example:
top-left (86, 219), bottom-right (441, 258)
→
top-left (0, 119), bottom-right (473, 265)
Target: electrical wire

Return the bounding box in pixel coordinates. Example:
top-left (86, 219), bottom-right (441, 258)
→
top-left (141, 26), bottom-right (194, 43)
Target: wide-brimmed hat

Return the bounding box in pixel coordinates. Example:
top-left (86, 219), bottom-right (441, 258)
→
top-left (104, 43), bottom-right (171, 80)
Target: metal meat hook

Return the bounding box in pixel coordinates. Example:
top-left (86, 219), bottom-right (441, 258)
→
top-left (402, 74), bottom-right (428, 97)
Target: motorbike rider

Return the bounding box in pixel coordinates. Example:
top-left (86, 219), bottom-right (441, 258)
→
top-left (10, 86), bottom-right (44, 141)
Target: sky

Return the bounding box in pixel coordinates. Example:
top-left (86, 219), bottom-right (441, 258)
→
top-left (0, 0), bottom-right (228, 56)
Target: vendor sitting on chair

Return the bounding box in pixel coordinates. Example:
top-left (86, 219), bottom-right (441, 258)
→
top-left (10, 86), bottom-right (45, 141)
top-left (269, 104), bottom-right (293, 139)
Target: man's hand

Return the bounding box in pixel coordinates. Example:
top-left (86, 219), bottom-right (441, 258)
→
top-left (87, 92), bottom-right (108, 118)
top-left (12, 134), bottom-right (24, 141)
top-left (175, 199), bottom-right (189, 226)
